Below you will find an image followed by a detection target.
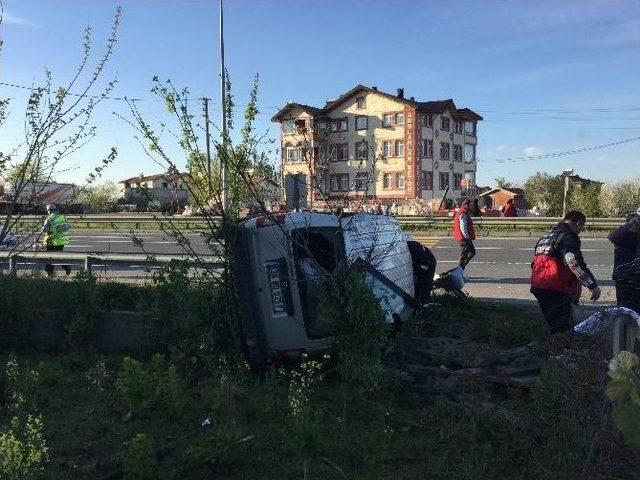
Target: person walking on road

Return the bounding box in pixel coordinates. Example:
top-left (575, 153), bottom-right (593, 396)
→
top-left (608, 215), bottom-right (640, 313)
top-left (501, 198), bottom-right (517, 217)
top-left (530, 210), bottom-right (601, 350)
top-left (453, 199), bottom-right (476, 269)
top-left (41, 204), bottom-right (71, 276)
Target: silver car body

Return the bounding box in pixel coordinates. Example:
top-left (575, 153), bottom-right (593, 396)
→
top-left (232, 212), bottom-right (414, 362)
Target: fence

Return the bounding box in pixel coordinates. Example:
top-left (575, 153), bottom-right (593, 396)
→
top-left (0, 251), bottom-right (223, 275)
top-left (7, 214), bottom-right (627, 231)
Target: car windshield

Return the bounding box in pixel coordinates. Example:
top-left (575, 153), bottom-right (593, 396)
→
top-left (292, 227), bottom-right (341, 339)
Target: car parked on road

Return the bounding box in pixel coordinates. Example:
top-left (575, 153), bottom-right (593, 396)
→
top-left (232, 212), bottom-right (415, 363)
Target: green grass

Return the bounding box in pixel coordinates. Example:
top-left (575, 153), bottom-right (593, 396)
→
top-left (1, 295), bottom-right (637, 480)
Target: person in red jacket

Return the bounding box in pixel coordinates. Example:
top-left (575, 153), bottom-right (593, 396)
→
top-left (453, 199), bottom-right (476, 269)
top-left (530, 211), bottom-right (601, 347)
top-left (501, 198), bottom-right (517, 217)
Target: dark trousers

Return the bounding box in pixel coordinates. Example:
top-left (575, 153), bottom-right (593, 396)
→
top-left (459, 240), bottom-right (476, 269)
top-left (45, 245), bottom-right (71, 276)
top-left (531, 287), bottom-right (574, 334)
top-left (615, 281), bottom-right (640, 314)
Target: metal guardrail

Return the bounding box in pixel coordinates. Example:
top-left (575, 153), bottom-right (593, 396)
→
top-left (8, 214), bottom-right (627, 230)
top-left (0, 251), bottom-right (224, 275)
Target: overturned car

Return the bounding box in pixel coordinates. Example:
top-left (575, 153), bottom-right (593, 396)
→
top-left (232, 212), bottom-right (415, 363)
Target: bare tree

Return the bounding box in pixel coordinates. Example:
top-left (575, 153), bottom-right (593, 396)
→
top-left (0, 3), bottom-right (120, 253)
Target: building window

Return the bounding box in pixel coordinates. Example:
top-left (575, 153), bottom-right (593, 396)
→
top-left (464, 143), bottom-right (475, 161)
top-left (335, 143), bottom-right (349, 161)
top-left (426, 114), bottom-right (434, 127)
top-left (283, 119), bottom-right (296, 133)
top-left (454, 121), bottom-right (463, 134)
top-left (465, 121), bottom-right (476, 135)
top-left (356, 96), bottom-right (366, 109)
top-left (356, 141), bottom-right (368, 159)
top-left (295, 119), bottom-right (306, 131)
top-left (383, 141), bottom-right (393, 158)
top-left (395, 112), bottom-right (405, 125)
top-left (396, 172), bottom-right (405, 189)
top-left (286, 147), bottom-right (300, 162)
top-left (383, 173), bottom-right (393, 189)
top-left (382, 113), bottom-right (393, 127)
top-left (441, 117), bottom-right (450, 132)
top-left (355, 173), bottom-right (368, 191)
top-left (418, 141), bottom-right (424, 157)
top-left (162, 182), bottom-right (168, 189)
top-left (332, 117), bottom-right (348, 132)
top-left (422, 171), bottom-right (433, 190)
top-left (355, 115), bottom-right (368, 131)
top-left (426, 140), bottom-right (433, 158)
top-left (453, 173), bottom-right (462, 190)
top-left (439, 172), bottom-right (450, 190)
top-left (453, 144), bottom-right (462, 161)
top-left (330, 174), bottom-right (349, 192)
top-left (395, 140), bottom-right (404, 157)
top-left (440, 142), bottom-right (450, 160)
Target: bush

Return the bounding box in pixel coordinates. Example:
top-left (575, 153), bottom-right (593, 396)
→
top-left (116, 354), bottom-right (186, 417)
top-left (606, 351), bottom-right (640, 448)
top-left (123, 433), bottom-right (157, 480)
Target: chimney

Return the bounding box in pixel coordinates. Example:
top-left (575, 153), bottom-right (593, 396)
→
top-left (397, 88), bottom-right (404, 99)
top-left (410, 96), bottom-right (415, 101)
top-left (372, 86), bottom-right (378, 91)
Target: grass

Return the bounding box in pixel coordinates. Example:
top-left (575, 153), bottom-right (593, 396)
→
top-left (1, 294), bottom-right (638, 480)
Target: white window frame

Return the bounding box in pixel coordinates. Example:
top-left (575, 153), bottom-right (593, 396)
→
top-left (383, 173), bottom-right (392, 189)
top-left (355, 173), bottom-right (367, 191)
top-left (355, 115), bottom-right (368, 131)
top-left (382, 113), bottom-right (393, 127)
top-left (395, 140), bottom-right (405, 157)
top-left (441, 117), bottom-right (450, 132)
top-left (395, 112), bottom-right (405, 125)
top-left (396, 172), bottom-right (405, 189)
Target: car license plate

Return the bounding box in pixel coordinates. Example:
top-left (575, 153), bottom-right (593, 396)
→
top-left (266, 262), bottom-right (286, 314)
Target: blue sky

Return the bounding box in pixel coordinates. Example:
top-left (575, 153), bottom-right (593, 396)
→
top-left (1, 0), bottom-right (639, 187)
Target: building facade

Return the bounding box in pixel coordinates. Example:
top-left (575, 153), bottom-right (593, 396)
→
top-left (272, 85), bottom-right (482, 210)
top-left (118, 173), bottom-right (189, 210)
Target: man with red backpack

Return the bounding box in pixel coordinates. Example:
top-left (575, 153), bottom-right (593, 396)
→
top-left (530, 210), bottom-right (601, 349)
top-left (453, 199), bottom-right (476, 269)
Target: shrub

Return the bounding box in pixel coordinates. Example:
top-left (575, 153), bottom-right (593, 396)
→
top-left (606, 351), bottom-right (640, 448)
top-left (123, 433), bottom-right (157, 480)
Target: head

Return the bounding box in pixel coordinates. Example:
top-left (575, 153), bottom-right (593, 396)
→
top-left (459, 199), bottom-right (471, 210)
top-left (46, 204), bottom-right (58, 214)
top-left (506, 198), bottom-right (514, 206)
top-left (629, 215), bottom-right (640, 233)
top-left (563, 210), bottom-right (587, 234)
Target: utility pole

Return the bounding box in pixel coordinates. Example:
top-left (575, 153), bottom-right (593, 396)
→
top-left (202, 97), bottom-right (212, 182)
top-left (562, 168), bottom-right (574, 218)
top-left (219, 0), bottom-right (228, 210)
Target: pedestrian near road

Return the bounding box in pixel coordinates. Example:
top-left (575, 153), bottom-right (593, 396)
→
top-left (608, 215), bottom-right (640, 312)
top-left (406, 239), bottom-right (437, 321)
top-left (501, 198), bottom-right (517, 217)
top-left (41, 204), bottom-right (71, 276)
top-left (453, 199), bottom-right (476, 269)
top-left (470, 198), bottom-right (482, 217)
top-left (530, 210), bottom-right (601, 350)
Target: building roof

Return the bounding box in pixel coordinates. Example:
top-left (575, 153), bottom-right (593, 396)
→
top-left (271, 85), bottom-right (483, 122)
top-left (120, 173), bottom-right (185, 184)
top-left (478, 187), bottom-right (526, 197)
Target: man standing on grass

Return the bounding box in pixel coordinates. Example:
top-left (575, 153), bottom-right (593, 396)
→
top-left (608, 215), bottom-right (640, 313)
top-left (530, 210), bottom-right (601, 350)
top-left (452, 199), bottom-right (476, 270)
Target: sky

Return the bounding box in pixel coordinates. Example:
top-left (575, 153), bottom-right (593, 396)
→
top-left (1, 0), bottom-right (639, 187)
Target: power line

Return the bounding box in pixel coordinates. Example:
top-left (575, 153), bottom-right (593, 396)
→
top-left (480, 136), bottom-right (640, 164)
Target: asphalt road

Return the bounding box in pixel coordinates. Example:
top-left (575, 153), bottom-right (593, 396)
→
top-left (13, 229), bottom-right (619, 304)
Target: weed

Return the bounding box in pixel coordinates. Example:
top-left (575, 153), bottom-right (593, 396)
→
top-left (606, 351), bottom-right (640, 448)
top-left (122, 433), bottom-right (157, 480)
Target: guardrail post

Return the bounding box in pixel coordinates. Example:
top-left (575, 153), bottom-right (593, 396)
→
top-left (8, 255), bottom-right (18, 274)
top-left (84, 255), bottom-right (94, 274)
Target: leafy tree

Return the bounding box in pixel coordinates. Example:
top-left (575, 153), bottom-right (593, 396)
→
top-left (600, 178), bottom-right (640, 217)
top-left (494, 177), bottom-right (514, 189)
top-left (522, 172), bottom-right (564, 216)
top-left (568, 182), bottom-right (602, 217)
top-left (75, 181), bottom-right (120, 213)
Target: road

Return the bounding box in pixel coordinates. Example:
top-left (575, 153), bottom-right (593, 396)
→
top-left (10, 229), bottom-right (618, 304)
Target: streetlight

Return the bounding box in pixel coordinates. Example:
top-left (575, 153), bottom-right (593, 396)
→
top-left (562, 168), bottom-right (574, 217)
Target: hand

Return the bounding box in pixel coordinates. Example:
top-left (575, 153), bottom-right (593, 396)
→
top-left (589, 286), bottom-right (601, 302)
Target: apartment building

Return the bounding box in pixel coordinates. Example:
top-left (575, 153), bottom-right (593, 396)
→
top-left (272, 84), bottom-right (482, 209)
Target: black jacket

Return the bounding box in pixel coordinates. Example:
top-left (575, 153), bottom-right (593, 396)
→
top-left (608, 224), bottom-right (640, 270)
